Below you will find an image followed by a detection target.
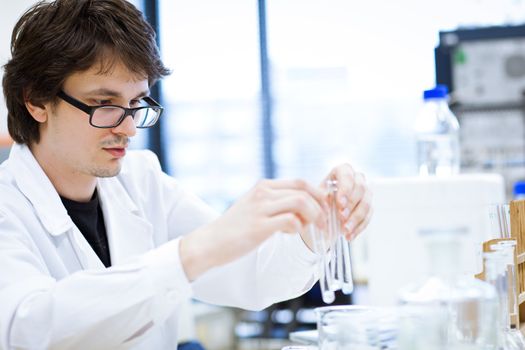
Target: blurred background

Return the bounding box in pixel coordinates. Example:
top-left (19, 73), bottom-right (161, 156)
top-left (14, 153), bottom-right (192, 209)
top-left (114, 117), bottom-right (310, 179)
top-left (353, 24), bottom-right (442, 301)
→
top-left (3, 0), bottom-right (525, 349)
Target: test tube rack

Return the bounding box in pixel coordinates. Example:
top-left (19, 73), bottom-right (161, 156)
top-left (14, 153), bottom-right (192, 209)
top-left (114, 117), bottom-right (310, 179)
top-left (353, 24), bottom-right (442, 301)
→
top-left (510, 199), bottom-right (525, 326)
top-left (476, 200), bottom-right (525, 328)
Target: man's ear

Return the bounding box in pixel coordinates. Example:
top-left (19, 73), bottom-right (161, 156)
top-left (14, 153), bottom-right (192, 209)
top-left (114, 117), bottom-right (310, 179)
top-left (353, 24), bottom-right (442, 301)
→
top-left (25, 100), bottom-right (48, 123)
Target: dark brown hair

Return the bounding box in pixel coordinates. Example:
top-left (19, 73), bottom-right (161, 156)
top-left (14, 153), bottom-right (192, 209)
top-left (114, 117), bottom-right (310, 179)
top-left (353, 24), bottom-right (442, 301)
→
top-left (2, 0), bottom-right (170, 145)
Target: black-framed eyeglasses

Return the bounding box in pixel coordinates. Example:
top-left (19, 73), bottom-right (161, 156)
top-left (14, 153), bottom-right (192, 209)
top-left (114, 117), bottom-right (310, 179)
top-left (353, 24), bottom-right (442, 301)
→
top-left (57, 90), bottom-right (163, 128)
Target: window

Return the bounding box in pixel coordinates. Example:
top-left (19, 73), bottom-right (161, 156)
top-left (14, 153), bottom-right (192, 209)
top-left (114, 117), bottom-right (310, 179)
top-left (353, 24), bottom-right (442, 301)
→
top-left (126, 0), bottom-right (149, 151)
top-left (158, 0), bottom-right (263, 210)
top-left (267, 0), bottom-right (525, 182)
top-left (157, 0), bottom-right (523, 211)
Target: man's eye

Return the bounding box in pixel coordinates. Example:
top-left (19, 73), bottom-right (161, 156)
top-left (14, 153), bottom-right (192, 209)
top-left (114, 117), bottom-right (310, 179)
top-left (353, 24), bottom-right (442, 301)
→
top-left (130, 99), bottom-right (141, 107)
top-left (96, 99), bottom-right (112, 105)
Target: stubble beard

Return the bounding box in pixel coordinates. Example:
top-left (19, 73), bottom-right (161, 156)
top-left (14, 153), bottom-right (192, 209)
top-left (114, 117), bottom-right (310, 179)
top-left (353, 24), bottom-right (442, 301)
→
top-left (92, 135), bottom-right (128, 177)
top-left (88, 161), bottom-right (122, 178)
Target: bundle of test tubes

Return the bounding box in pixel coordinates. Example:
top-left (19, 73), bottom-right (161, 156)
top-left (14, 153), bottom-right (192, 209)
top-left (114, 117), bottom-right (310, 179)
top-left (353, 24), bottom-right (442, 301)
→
top-left (485, 241), bottom-right (525, 348)
top-left (309, 180), bottom-right (353, 304)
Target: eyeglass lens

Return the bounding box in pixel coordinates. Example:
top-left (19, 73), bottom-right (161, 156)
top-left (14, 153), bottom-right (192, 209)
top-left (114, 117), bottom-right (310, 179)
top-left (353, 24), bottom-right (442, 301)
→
top-left (91, 106), bottom-right (160, 128)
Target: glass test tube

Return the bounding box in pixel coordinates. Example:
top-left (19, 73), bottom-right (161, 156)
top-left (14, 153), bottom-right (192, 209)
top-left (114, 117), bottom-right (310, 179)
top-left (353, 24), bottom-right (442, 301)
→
top-left (488, 203), bottom-right (512, 239)
top-left (309, 180), bottom-right (354, 303)
top-left (484, 247), bottom-right (525, 349)
top-left (501, 204), bottom-right (511, 238)
top-left (327, 180), bottom-right (353, 295)
top-left (328, 180), bottom-right (342, 291)
top-left (491, 241), bottom-right (518, 326)
top-left (484, 250), bottom-right (510, 334)
top-left (309, 225), bottom-right (335, 304)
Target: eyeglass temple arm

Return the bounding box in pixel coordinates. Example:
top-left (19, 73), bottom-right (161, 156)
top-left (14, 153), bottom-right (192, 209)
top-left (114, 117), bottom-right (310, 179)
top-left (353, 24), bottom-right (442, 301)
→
top-left (57, 91), bottom-right (92, 114)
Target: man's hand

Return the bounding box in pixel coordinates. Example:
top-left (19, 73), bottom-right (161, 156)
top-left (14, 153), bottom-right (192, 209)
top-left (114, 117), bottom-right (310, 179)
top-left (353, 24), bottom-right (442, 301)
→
top-left (180, 179), bottom-right (329, 281)
top-left (322, 163), bottom-right (372, 241)
top-left (180, 165), bottom-right (372, 281)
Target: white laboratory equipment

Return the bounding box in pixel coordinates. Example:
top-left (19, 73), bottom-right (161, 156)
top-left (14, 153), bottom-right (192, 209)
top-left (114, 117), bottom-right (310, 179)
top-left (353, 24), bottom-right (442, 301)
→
top-left (415, 84), bottom-right (460, 176)
top-left (366, 174), bottom-right (505, 307)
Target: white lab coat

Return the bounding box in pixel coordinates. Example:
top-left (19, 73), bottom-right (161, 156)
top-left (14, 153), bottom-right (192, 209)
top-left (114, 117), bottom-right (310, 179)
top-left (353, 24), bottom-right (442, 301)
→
top-left (0, 144), bottom-right (318, 350)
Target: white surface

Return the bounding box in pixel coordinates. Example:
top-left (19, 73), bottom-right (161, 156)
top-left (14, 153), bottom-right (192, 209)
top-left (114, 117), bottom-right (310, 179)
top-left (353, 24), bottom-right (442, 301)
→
top-left (366, 174), bottom-right (505, 306)
top-left (0, 1), bottom-right (36, 135)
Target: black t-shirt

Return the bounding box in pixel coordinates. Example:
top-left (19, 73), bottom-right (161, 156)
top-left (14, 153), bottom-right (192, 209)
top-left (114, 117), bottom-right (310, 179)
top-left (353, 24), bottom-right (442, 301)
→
top-left (60, 190), bottom-right (111, 267)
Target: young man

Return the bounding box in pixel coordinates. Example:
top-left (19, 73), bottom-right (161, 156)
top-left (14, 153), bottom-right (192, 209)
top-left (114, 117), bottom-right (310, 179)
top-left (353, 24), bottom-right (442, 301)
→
top-left (0, 0), bottom-right (372, 349)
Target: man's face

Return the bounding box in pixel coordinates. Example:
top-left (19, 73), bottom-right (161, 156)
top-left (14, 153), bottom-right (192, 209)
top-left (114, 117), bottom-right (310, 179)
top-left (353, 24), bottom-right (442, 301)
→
top-left (38, 61), bottom-right (149, 179)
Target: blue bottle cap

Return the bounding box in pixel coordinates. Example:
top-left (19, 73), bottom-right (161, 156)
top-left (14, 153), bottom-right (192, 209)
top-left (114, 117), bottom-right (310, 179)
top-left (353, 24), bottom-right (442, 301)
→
top-left (423, 85), bottom-right (448, 100)
top-left (513, 180), bottom-right (525, 197)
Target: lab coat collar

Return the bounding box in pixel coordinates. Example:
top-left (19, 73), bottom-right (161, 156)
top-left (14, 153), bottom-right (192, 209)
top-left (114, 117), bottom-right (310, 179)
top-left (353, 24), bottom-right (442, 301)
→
top-left (7, 144), bottom-right (154, 267)
top-left (66, 176), bottom-right (154, 269)
top-left (7, 143), bottom-right (73, 236)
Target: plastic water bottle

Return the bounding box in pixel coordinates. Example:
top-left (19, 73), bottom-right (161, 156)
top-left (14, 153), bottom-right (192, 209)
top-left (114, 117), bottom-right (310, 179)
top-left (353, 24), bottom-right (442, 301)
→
top-left (513, 180), bottom-right (525, 200)
top-left (415, 85), bottom-right (460, 176)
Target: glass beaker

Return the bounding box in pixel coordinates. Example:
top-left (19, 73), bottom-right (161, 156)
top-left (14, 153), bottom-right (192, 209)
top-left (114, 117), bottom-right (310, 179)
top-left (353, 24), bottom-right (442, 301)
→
top-left (396, 303), bottom-right (449, 350)
top-left (315, 305), bottom-right (380, 350)
top-left (398, 228), bottom-right (499, 349)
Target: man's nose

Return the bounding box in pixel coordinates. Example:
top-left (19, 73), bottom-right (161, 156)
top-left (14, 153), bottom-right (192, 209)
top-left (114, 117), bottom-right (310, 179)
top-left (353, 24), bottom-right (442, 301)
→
top-left (112, 113), bottom-right (137, 137)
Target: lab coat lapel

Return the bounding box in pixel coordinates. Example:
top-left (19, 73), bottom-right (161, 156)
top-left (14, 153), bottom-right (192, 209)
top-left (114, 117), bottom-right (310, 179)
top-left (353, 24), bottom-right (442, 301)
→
top-left (7, 144), bottom-right (154, 268)
top-left (69, 226), bottom-right (106, 270)
top-left (7, 144), bottom-right (106, 270)
top-left (97, 177), bottom-right (154, 266)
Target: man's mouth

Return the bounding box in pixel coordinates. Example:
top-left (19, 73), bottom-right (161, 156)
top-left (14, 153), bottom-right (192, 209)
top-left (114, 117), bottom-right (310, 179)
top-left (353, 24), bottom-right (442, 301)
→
top-left (103, 147), bottom-right (127, 158)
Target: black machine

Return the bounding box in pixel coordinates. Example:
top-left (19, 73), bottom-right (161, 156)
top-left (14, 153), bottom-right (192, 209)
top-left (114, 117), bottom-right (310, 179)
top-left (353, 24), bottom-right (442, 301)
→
top-left (435, 24), bottom-right (525, 196)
